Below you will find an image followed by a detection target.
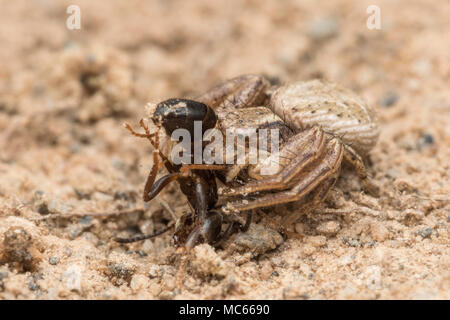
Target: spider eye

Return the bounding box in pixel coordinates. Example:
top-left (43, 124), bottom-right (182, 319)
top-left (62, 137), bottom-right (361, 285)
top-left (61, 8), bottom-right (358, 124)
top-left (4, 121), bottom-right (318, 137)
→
top-left (153, 98), bottom-right (217, 136)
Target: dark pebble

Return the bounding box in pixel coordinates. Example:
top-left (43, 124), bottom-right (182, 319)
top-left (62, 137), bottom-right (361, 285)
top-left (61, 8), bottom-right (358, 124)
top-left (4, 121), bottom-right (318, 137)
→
top-left (28, 273), bottom-right (43, 291)
top-left (79, 216), bottom-right (93, 227)
top-left (108, 263), bottom-right (136, 282)
top-left (379, 92), bottom-right (399, 107)
top-left (418, 228), bottom-right (433, 239)
top-left (125, 250), bottom-right (147, 257)
top-left (416, 133), bottom-right (435, 151)
top-left (343, 237), bottom-right (360, 247)
top-left (49, 256), bottom-right (60, 265)
top-left (422, 133), bottom-right (434, 145)
top-left (28, 279), bottom-right (40, 291)
top-left (34, 190), bottom-right (45, 199)
top-left (73, 188), bottom-right (91, 200)
top-left (37, 203), bottom-right (50, 215)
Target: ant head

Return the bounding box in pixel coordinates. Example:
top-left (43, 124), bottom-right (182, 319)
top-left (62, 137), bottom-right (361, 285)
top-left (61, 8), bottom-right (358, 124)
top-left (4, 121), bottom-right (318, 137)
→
top-left (152, 98), bottom-right (217, 137)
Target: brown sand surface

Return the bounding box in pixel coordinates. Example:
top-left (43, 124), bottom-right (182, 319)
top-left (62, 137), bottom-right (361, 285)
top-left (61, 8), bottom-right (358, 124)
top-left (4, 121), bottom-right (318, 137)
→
top-left (0, 0), bottom-right (449, 299)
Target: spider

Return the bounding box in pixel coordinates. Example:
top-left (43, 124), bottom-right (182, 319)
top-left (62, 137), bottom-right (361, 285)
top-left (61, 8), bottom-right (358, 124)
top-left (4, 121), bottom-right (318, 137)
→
top-left (196, 74), bottom-right (380, 227)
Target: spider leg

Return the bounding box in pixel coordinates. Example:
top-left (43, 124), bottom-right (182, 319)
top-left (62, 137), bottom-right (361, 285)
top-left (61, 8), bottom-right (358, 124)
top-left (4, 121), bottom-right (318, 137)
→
top-left (180, 164), bottom-right (227, 173)
top-left (343, 145), bottom-right (380, 197)
top-left (196, 74), bottom-right (269, 110)
top-left (220, 126), bottom-right (326, 197)
top-left (281, 171), bottom-right (339, 227)
top-left (221, 137), bottom-right (344, 216)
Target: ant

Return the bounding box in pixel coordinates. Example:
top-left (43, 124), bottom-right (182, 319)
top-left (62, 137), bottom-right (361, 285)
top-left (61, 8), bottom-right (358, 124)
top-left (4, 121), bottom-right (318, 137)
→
top-left (115, 98), bottom-right (251, 250)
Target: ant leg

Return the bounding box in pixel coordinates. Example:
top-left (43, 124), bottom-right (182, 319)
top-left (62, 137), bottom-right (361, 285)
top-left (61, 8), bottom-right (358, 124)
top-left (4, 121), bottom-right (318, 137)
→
top-left (123, 121), bottom-right (156, 141)
top-left (184, 227), bottom-right (202, 250)
top-left (343, 145), bottom-right (380, 197)
top-left (115, 222), bottom-right (174, 243)
top-left (142, 131), bottom-right (162, 201)
top-left (144, 172), bottom-right (183, 202)
top-left (138, 119), bottom-right (158, 145)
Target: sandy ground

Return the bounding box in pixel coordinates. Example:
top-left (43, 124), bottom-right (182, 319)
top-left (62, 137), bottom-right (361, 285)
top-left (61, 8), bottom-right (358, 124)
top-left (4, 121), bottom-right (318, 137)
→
top-left (0, 0), bottom-right (449, 299)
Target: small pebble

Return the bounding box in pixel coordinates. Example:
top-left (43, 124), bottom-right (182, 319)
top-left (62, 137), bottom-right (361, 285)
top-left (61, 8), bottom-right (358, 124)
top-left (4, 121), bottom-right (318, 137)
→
top-left (379, 92), bottom-right (399, 107)
top-left (108, 262), bottom-right (136, 283)
top-left (61, 265), bottom-right (83, 293)
top-left (316, 221), bottom-right (340, 236)
top-left (148, 266), bottom-right (159, 279)
top-left (302, 244), bottom-right (316, 257)
top-left (417, 228), bottom-right (433, 239)
top-left (191, 244), bottom-right (230, 279)
top-left (307, 235), bottom-right (327, 248)
top-left (3, 226), bottom-right (38, 271)
top-left (49, 256), bottom-right (60, 265)
top-left (34, 190), bottom-right (45, 200)
top-left (307, 17), bottom-right (339, 41)
top-left (416, 133), bottom-right (435, 151)
top-left (158, 290), bottom-right (175, 300)
top-left (79, 216), bottom-right (93, 227)
top-left (370, 223), bottom-right (390, 242)
top-left (130, 274), bottom-right (149, 293)
top-left (294, 223), bottom-right (305, 234)
top-left (37, 202), bottom-right (50, 215)
top-left (28, 274), bottom-right (42, 291)
top-left (28, 279), bottom-right (40, 291)
top-left (343, 237), bottom-right (360, 247)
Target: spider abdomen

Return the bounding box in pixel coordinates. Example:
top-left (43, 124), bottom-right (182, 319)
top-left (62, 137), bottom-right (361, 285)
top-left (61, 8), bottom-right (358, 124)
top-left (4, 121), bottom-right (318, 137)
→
top-left (269, 80), bottom-right (379, 155)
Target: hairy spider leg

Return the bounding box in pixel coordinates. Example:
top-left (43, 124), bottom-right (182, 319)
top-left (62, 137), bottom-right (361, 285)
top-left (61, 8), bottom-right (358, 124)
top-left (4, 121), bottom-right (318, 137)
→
top-left (342, 144), bottom-right (380, 197)
top-left (220, 127), bottom-right (325, 196)
top-left (221, 138), bottom-right (344, 224)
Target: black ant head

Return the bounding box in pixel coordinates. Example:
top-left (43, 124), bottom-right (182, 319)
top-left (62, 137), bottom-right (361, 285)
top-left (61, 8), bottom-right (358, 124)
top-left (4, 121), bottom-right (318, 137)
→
top-left (173, 211), bottom-right (223, 249)
top-left (152, 98), bottom-right (217, 137)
